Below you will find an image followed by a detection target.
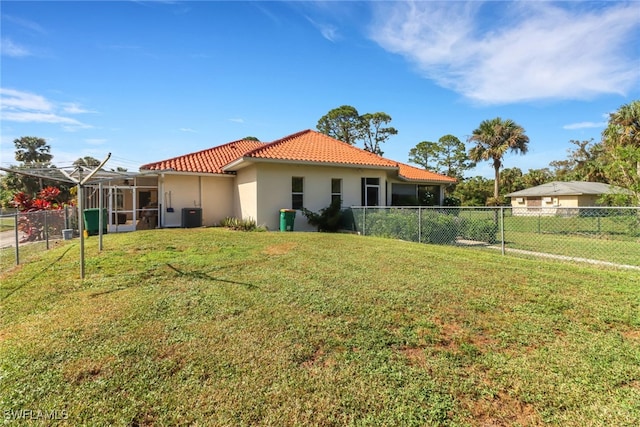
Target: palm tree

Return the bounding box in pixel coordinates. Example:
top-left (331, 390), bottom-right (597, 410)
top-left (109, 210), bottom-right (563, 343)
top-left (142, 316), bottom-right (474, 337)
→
top-left (468, 117), bottom-right (529, 201)
top-left (602, 100), bottom-right (640, 203)
top-left (14, 136), bottom-right (53, 165)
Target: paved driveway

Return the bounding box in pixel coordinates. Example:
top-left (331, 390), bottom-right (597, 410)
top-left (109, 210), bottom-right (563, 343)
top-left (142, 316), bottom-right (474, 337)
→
top-left (0, 229), bottom-right (21, 249)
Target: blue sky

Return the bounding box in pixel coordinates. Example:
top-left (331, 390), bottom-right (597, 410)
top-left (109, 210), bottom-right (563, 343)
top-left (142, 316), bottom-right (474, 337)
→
top-left (1, 0), bottom-right (639, 178)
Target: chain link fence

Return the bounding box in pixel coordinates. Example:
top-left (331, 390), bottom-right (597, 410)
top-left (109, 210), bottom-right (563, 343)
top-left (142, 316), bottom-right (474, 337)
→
top-left (0, 207), bottom-right (78, 269)
top-left (350, 206), bottom-right (640, 269)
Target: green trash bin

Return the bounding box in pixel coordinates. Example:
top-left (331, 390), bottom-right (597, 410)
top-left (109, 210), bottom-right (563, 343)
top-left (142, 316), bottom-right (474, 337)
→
top-left (279, 209), bottom-right (296, 231)
top-left (83, 208), bottom-right (108, 236)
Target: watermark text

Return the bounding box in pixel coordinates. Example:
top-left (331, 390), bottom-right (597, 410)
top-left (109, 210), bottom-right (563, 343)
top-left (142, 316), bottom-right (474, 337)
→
top-left (3, 409), bottom-right (68, 421)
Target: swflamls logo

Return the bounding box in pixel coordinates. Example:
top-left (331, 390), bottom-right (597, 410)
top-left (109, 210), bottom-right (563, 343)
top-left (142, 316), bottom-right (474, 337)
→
top-left (3, 409), bottom-right (68, 420)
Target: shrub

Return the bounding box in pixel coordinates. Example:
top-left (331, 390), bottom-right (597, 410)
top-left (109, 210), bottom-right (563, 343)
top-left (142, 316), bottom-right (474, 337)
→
top-left (11, 186), bottom-right (67, 242)
top-left (458, 217), bottom-right (498, 243)
top-left (219, 217), bottom-right (263, 231)
top-left (361, 209), bottom-right (458, 245)
top-left (301, 199), bottom-right (343, 232)
top-left (421, 212), bottom-right (458, 244)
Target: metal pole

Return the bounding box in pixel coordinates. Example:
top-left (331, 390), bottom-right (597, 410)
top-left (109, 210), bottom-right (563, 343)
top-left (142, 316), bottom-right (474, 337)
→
top-left (14, 214), bottom-right (19, 265)
top-left (98, 182), bottom-right (104, 251)
top-left (418, 206), bottom-right (422, 243)
top-left (45, 210), bottom-right (49, 250)
top-left (500, 207), bottom-right (505, 256)
top-left (78, 182), bottom-right (85, 279)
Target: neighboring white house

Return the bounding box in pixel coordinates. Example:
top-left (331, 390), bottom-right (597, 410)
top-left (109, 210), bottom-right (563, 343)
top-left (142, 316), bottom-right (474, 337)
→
top-left (506, 181), bottom-right (628, 216)
top-left (139, 129), bottom-right (457, 231)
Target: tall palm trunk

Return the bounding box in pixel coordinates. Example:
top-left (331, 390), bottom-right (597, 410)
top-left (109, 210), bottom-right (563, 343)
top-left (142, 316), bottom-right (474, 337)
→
top-left (494, 165), bottom-right (500, 199)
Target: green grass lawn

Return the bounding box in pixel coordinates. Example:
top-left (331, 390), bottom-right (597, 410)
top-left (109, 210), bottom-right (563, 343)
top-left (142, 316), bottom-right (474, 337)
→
top-left (0, 215), bottom-right (16, 232)
top-left (1, 229), bottom-right (639, 426)
top-left (503, 231), bottom-right (640, 266)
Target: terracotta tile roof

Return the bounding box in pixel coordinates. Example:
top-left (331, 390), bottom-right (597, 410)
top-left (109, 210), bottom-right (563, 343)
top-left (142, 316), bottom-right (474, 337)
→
top-left (139, 139), bottom-right (264, 174)
top-left (140, 129), bottom-right (456, 184)
top-left (237, 129), bottom-right (398, 168)
top-left (397, 162), bottom-right (457, 183)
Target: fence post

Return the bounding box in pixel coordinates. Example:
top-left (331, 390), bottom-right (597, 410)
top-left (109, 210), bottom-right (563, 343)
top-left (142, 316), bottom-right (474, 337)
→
top-left (362, 207), bottom-right (366, 236)
top-left (500, 207), bottom-right (505, 256)
top-left (418, 206), bottom-right (422, 243)
top-left (14, 214), bottom-right (19, 265)
top-left (45, 211), bottom-right (49, 250)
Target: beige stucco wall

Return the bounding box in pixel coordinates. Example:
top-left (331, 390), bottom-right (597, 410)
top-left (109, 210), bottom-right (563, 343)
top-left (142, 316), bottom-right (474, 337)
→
top-left (236, 162), bottom-right (388, 231)
top-left (511, 194), bottom-right (604, 216)
top-left (234, 166), bottom-right (259, 223)
top-left (160, 174), bottom-right (234, 227)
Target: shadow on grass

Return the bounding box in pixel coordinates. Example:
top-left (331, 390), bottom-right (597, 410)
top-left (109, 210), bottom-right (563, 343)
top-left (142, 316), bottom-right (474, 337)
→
top-left (0, 244), bottom-right (76, 301)
top-left (87, 263), bottom-right (260, 298)
top-left (166, 263), bottom-right (259, 290)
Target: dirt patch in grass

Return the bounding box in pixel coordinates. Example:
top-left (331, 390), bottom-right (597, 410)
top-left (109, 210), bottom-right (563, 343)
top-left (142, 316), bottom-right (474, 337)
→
top-left (465, 391), bottom-right (543, 426)
top-left (301, 346), bottom-right (326, 368)
top-left (63, 355), bottom-right (115, 385)
top-left (263, 242), bottom-right (297, 255)
top-left (433, 319), bottom-right (498, 352)
top-left (622, 329), bottom-right (640, 341)
top-left (399, 346), bottom-right (427, 367)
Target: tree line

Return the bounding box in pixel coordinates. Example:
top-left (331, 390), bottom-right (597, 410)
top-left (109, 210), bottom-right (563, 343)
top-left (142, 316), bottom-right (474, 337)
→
top-left (2, 100), bottom-right (638, 208)
top-left (0, 137), bottom-right (126, 208)
top-left (316, 101), bottom-right (639, 205)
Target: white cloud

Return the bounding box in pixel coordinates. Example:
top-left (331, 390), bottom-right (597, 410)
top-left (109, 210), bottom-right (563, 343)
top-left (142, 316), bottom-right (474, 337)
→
top-left (0, 38), bottom-right (31, 57)
top-left (563, 121), bottom-right (607, 130)
top-left (179, 128), bottom-right (196, 133)
top-left (305, 15), bottom-right (339, 42)
top-left (3, 14), bottom-right (47, 35)
top-left (0, 88), bottom-right (92, 131)
top-left (62, 102), bottom-right (95, 114)
top-left (370, 1), bottom-right (640, 104)
top-left (228, 118), bottom-right (244, 123)
top-left (0, 88), bottom-right (51, 111)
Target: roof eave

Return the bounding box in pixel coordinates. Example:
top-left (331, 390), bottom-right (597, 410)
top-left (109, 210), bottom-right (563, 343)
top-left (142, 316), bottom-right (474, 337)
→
top-left (145, 168), bottom-right (235, 178)
top-left (223, 156), bottom-right (398, 172)
top-left (397, 175), bottom-right (457, 184)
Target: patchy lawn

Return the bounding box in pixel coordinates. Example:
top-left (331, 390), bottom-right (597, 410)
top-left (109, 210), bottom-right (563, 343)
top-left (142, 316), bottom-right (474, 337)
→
top-left (1, 229), bottom-right (639, 426)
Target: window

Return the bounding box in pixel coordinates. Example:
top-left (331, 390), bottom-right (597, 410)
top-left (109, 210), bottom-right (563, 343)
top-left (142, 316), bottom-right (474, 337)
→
top-left (292, 177), bottom-right (304, 209)
top-left (391, 183), bottom-right (418, 206)
top-left (417, 185), bottom-right (440, 206)
top-left (361, 178), bottom-right (380, 206)
top-left (115, 189), bottom-right (124, 209)
top-left (331, 178), bottom-right (342, 205)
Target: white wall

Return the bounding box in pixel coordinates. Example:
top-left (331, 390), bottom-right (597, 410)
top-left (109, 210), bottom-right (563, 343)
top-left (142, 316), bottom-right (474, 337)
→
top-left (234, 166), bottom-right (258, 223)
top-left (160, 174), bottom-right (234, 227)
top-left (254, 163), bottom-right (388, 231)
top-left (201, 175), bottom-right (235, 226)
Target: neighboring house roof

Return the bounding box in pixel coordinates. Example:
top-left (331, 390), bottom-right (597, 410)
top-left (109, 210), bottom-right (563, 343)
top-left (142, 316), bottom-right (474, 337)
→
top-left (140, 129), bottom-right (456, 183)
top-left (506, 181), bottom-right (625, 197)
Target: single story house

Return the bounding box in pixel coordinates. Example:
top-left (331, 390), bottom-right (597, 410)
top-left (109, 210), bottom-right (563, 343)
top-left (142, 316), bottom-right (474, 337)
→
top-left (137, 129), bottom-right (456, 231)
top-left (506, 181), bottom-right (627, 216)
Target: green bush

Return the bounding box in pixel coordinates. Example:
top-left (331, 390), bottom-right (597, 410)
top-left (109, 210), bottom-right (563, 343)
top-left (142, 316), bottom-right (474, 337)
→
top-left (301, 199), bottom-right (343, 232)
top-left (421, 212), bottom-right (458, 244)
top-left (458, 217), bottom-right (498, 243)
top-left (360, 209), bottom-right (458, 245)
top-left (219, 217), bottom-right (263, 231)
top-left (367, 209), bottom-right (420, 241)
